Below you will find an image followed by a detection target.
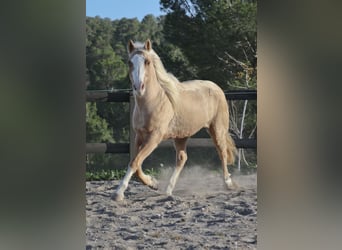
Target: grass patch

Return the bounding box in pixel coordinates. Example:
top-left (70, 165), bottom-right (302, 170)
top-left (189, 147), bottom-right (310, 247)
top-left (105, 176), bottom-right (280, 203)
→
top-left (86, 168), bottom-right (160, 181)
top-left (86, 169), bottom-right (126, 181)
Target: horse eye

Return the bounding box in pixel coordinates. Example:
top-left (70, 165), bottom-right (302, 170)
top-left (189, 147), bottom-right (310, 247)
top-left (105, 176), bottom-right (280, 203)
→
top-left (145, 59), bottom-right (150, 65)
top-left (128, 61), bottom-right (133, 68)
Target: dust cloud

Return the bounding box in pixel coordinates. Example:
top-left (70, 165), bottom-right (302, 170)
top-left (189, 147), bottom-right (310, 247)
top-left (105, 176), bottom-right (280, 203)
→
top-left (157, 165), bottom-right (257, 196)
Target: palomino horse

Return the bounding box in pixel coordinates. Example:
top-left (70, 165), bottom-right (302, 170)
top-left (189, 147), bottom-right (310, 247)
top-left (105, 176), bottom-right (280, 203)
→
top-left (113, 39), bottom-right (237, 201)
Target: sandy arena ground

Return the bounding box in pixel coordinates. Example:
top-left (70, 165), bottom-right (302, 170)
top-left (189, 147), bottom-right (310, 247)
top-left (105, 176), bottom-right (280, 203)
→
top-left (86, 167), bottom-right (257, 249)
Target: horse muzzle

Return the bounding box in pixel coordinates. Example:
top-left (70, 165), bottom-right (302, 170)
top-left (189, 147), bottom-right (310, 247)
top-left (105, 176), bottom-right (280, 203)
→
top-left (133, 82), bottom-right (145, 95)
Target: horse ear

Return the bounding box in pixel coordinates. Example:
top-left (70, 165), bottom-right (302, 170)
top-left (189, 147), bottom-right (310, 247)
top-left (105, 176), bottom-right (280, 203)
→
top-left (144, 39), bottom-right (152, 51)
top-left (128, 40), bottom-right (135, 54)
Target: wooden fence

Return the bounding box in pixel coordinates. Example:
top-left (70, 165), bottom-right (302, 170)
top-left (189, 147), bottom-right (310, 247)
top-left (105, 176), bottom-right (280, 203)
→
top-left (86, 90), bottom-right (257, 156)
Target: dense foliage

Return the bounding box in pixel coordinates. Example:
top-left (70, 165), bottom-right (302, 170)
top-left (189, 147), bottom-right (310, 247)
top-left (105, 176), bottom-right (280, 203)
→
top-left (86, 0), bottom-right (257, 171)
top-left (160, 0), bottom-right (257, 88)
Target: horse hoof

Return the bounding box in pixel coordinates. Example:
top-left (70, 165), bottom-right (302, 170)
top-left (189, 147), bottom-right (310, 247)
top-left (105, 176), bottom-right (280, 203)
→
top-left (112, 192), bottom-right (124, 201)
top-left (149, 177), bottom-right (159, 190)
top-left (225, 178), bottom-right (238, 189)
top-left (225, 178), bottom-right (239, 190)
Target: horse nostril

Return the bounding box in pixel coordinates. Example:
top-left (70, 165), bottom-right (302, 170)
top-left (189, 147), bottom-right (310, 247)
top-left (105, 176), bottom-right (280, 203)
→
top-left (141, 83), bottom-right (145, 90)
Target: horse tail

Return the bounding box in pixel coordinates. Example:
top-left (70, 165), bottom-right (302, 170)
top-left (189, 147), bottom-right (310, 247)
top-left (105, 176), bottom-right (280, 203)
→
top-left (226, 133), bottom-right (237, 165)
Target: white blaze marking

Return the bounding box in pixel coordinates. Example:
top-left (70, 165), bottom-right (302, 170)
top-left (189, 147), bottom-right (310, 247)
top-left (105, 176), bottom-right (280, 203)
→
top-left (130, 54), bottom-right (145, 92)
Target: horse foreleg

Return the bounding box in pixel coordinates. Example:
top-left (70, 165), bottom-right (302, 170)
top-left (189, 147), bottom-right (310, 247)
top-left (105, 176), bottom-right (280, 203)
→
top-left (112, 136), bottom-right (142, 201)
top-left (166, 138), bottom-right (188, 196)
top-left (112, 165), bottom-right (135, 201)
top-left (112, 134), bottom-right (161, 201)
top-left (130, 135), bottom-right (158, 189)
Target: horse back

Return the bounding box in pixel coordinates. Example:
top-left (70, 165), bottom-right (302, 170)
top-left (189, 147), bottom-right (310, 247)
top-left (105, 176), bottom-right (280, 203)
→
top-left (167, 80), bottom-right (228, 138)
top-left (179, 80), bottom-right (227, 114)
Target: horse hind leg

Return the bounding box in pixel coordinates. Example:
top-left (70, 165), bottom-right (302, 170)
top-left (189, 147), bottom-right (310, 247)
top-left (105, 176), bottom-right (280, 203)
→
top-left (226, 132), bottom-right (237, 166)
top-left (166, 138), bottom-right (188, 196)
top-left (208, 126), bottom-right (237, 189)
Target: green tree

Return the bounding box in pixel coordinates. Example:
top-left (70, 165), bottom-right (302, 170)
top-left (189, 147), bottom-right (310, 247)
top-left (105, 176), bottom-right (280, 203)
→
top-left (86, 17), bottom-right (128, 90)
top-left (111, 18), bottom-right (141, 59)
top-left (154, 42), bottom-right (198, 81)
top-left (86, 102), bottom-right (129, 170)
top-left (86, 102), bottom-right (114, 143)
top-left (160, 0), bottom-right (257, 89)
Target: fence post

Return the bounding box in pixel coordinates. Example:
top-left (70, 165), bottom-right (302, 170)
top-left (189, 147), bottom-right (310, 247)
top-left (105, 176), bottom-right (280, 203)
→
top-left (129, 95), bottom-right (136, 161)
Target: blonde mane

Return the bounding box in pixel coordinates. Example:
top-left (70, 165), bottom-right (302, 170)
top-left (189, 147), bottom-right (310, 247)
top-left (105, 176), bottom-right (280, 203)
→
top-left (149, 50), bottom-right (180, 107)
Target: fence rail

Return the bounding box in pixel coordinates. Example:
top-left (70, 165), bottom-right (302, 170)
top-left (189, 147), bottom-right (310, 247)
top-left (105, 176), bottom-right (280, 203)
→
top-left (86, 138), bottom-right (256, 154)
top-left (86, 89), bottom-right (257, 102)
top-left (86, 89), bottom-right (257, 155)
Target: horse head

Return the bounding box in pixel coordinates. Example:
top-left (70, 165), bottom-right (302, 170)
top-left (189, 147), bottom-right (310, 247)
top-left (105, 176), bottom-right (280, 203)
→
top-left (127, 40), bottom-right (153, 97)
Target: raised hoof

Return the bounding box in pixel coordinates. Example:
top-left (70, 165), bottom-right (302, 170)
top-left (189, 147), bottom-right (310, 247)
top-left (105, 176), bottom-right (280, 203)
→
top-left (148, 177), bottom-right (159, 190)
top-left (225, 178), bottom-right (239, 190)
top-left (111, 192), bottom-right (124, 201)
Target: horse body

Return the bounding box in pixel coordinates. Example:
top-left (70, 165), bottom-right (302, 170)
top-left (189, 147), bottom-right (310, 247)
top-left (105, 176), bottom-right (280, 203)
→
top-left (166, 80), bottom-right (228, 139)
top-left (113, 40), bottom-right (237, 201)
